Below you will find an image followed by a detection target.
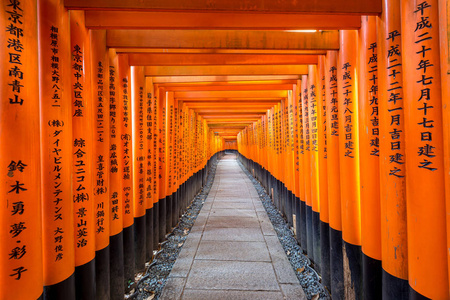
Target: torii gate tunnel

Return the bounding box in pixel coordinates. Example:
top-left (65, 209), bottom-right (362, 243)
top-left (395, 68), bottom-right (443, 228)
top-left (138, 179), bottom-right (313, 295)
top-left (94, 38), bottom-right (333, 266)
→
top-left (0, 0), bottom-right (449, 299)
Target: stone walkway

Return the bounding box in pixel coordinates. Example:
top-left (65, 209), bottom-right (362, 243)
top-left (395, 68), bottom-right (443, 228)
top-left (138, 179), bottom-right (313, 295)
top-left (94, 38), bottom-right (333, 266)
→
top-left (160, 154), bottom-right (306, 300)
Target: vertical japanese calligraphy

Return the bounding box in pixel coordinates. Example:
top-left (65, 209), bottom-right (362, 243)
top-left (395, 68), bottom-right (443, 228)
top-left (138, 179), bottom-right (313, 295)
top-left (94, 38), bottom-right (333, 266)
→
top-left (38, 0), bottom-right (75, 289)
top-left (401, 0), bottom-right (448, 298)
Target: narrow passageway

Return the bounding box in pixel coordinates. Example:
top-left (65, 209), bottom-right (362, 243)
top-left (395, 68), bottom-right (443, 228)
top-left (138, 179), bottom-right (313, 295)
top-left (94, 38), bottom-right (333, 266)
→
top-left (160, 154), bottom-right (306, 300)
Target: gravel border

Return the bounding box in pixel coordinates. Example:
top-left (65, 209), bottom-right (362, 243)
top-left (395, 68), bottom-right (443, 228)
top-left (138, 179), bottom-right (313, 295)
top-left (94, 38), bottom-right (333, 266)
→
top-left (126, 157), bottom-right (220, 300)
top-left (237, 158), bottom-right (331, 300)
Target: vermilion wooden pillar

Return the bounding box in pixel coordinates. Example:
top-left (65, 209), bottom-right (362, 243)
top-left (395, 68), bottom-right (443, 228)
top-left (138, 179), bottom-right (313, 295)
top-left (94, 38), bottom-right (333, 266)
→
top-left (108, 48), bottom-right (125, 300)
top-left (358, 16), bottom-right (382, 300)
top-left (131, 65), bottom-right (147, 272)
top-left (308, 65), bottom-right (321, 269)
top-left (317, 55), bottom-right (330, 289)
top-left (118, 53), bottom-right (135, 291)
top-left (338, 30), bottom-right (362, 299)
top-left (0, 1), bottom-right (43, 299)
top-left (70, 10), bottom-right (96, 299)
top-left (438, 0), bottom-right (450, 293)
top-left (297, 80), bottom-right (308, 251)
top-left (38, 0), bottom-right (75, 298)
top-left (377, 0), bottom-right (409, 298)
top-left (401, 0), bottom-right (449, 298)
top-left (301, 76), bottom-right (313, 259)
top-left (145, 76), bottom-right (156, 259)
top-left (324, 50), bottom-right (344, 299)
top-left (157, 86), bottom-right (167, 241)
top-left (90, 29), bottom-right (111, 300)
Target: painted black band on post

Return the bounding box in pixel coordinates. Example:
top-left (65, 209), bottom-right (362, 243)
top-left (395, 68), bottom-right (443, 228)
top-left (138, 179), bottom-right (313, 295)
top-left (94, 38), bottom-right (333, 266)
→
top-left (312, 210), bottom-right (321, 271)
top-left (153, 202), bottom-right (159, 248)
top-left (44, 273), bottom-right (76, 300)
top-left (158, 198), bottom-right (166, 242)
top-left (381, 267), bottom-right (409, 299)
top-left (110, 231), bottom-right (124, 300)
top-left (134, 215), bottom-right (146, 272)
top-left (343, 241), bottom-right (362, 299)
top-left (300, 200), bottom-right (308, 251)
top-left (123, 224), bottom-right (135, 292)
top-left (330, 227), bottom-right (344, 300)
top-left (75, 259), bottom-right (96, 300)
top-left (362, 253), bottom-right (381, 300)
top-left (320, 221), bottom-right (331, 289)
top-left (165, 195), bottom-right (172, 233)
top-left (295, 196), bottom-right (302, 244)
top-left (146, 207), bottom-right (154, 261)
top-left (95, 245), bottom-right (110, 300)
top-left (306, 205), bottom-right (314, 260)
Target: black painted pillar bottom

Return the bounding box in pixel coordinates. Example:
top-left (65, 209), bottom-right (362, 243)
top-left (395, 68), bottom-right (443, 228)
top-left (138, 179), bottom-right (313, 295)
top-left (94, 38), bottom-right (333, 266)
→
top-left (110, 231), bottom-right (124, 300)
top-left (123, 224), bottom-right (135, 292)
top-left (75, 259), bottom-right (96, 300)
top-left (343, 241), bottom-right (362, 300)
top-left (382, 268), bottom-right (409, 300)
top-left (362, 253), bottom-right (381, 300)
top-left (320, 221), bottom-right (331, 290)
top-left (134, 215), bottom-right (146, 273)
top-left (330, 228), bottom-right (344, 300)
top-left (44, 273), bottom-right (76, 300)
top-left (95, 246), bottom-right (110, 300)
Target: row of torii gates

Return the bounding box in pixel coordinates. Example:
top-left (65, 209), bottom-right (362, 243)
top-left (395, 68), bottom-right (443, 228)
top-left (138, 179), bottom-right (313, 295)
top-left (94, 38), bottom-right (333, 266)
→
top-left (1, 0), bottom-right (450, 299)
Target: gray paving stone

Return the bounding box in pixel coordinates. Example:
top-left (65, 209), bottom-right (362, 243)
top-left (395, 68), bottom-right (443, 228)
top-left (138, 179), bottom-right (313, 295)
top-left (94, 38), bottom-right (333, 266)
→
top-left (211, 202), bottom-right (255, 210)
top-left (206, 216), bottom-right (260, 228)
top-left (202, 227), bottom-right (264, 242)
top-left (209, 208), bottom-right (257, 218)
top-left (265, 235), bottom-right (299, 284)
top-left (160, 277), bottom-right (186, 300)
top-left (182, 289), bottom-right (284, 300)
top-left (169, 256), bottom-right (194, 278)
top-left (212, 197), bottom-right (253, 203)
top-left (280, 283), bottom-right (308, 299)
top-left (195, 240), bottom-right (271, 262)
top-left (185, 260), bottom-right (280, 291)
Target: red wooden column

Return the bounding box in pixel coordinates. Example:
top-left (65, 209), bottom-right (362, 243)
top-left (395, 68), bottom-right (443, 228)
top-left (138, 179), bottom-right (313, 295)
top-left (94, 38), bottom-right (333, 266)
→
top-left (301, 75), bottom-right (314, 259)
top-left (338, 30), bottom-right (362, 299)
top-left (377, 0), bottom-right (409, 298)
top-left (145, 76), bottom-right (156, 259)
top-left (297, 79), bottom-right (308, 251)
top-left (0, 1), bottom-right (43, 299)
top-left (157, 86), bottom-right (167, 241)
top-left (108, 48), bottom-right (125, 300)
top-left (324, 50), bottom-right (344, 299)
top-left (70, 10), bottom-right (95, 299)
top-left (401, 0), bottom-right (449, 298)
top-left (317, 55), bottom-right (330, 289)
top-left (439, 0), bottom-right (450, 290)
top-left (308, 65), bottom-right (321, 269)
top-left (131, 66), bottom-right (146, 272)
top-left (358, 16), bottom-right (382, 300)
top-left (118, 53), bottom-right (135, 291)
top-left (90, 29), bottom-right (111, 300)
top-left (37, 0), bottom-right (75, 298)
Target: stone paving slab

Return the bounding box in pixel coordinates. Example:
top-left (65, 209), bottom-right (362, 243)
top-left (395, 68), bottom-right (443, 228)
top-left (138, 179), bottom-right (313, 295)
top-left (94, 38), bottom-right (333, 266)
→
top-left (185, 260), bottom-right (280, 291)
top-left (181, 289), bottom-right (285, 300)
top-left (195, 240), bottom-right (271, 262)
top-left (205, 216), bottom-right (260, 228)
top-left (160, 154), bottom-right (306, 300)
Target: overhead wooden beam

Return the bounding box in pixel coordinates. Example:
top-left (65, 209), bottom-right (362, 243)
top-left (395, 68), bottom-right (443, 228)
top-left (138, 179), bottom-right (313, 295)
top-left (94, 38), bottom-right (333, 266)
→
top-left (174, 90), bottom-right (288, 99)
top-left (160, 80), bottom-right (297, 88)
top-left (129, 53), bottom-right (318, 66)
top-left (152, 75), bottom-right (301, 83)
top-left (116, 49), bottom-right (327, 55)
top-left (86, 11), bottom-right (361, 30)
top-left (179, 98), bottom-right (283, 102)
top-left (144, 65), bottom-right (309, 76)
top-left (163, 84), bottom-right (294, 92)
top-left (107, 30), bottom-right (339, 50)
top-left (65, 0), bottom-right (381, 15)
